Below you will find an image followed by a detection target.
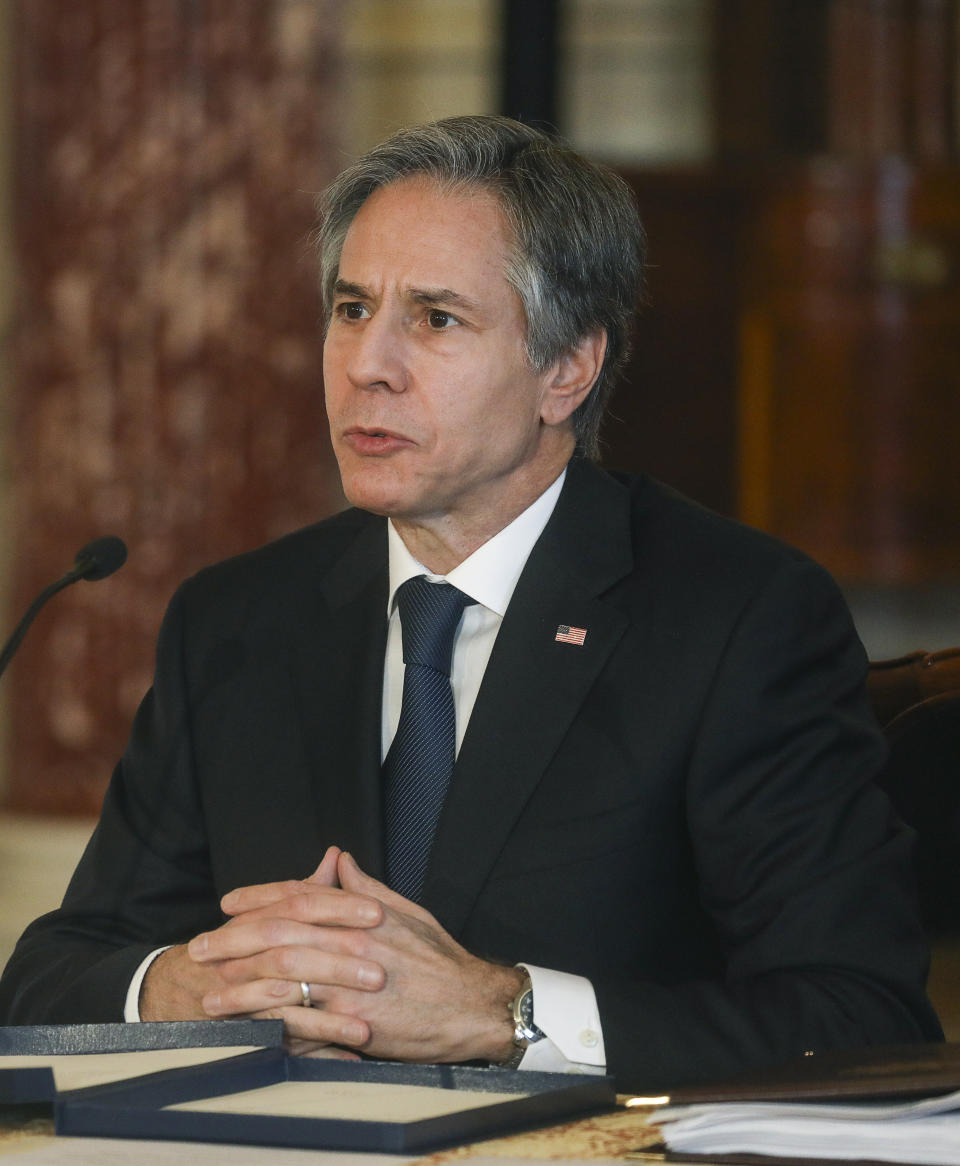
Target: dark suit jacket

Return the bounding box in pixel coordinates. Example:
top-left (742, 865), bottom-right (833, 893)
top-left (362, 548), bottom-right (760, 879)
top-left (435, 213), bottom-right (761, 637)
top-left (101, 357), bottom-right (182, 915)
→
top-left (0, 462), bottom-right (942, 1089)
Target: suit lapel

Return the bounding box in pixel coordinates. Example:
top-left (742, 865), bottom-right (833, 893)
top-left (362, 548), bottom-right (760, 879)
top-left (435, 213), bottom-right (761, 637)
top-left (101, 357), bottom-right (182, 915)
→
top-left (290, 516), bottom-right (389, 878)
top-left (423, 462), bottom-right (635, 933)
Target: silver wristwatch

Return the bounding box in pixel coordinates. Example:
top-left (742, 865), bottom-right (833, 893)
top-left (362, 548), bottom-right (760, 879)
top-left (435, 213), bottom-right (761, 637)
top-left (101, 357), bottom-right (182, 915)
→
top-left (501, 974), bottom-right (545, 1069)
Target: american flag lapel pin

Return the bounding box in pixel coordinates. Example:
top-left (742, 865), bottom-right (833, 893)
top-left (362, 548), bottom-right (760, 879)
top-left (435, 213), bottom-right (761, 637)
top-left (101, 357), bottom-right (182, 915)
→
top-left (555, 624), bottom-right (587, 646)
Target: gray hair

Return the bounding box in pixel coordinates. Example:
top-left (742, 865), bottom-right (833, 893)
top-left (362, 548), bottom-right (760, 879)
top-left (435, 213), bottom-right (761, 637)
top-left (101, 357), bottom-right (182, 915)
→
top-left (315, 115), bottom-right (645, 460)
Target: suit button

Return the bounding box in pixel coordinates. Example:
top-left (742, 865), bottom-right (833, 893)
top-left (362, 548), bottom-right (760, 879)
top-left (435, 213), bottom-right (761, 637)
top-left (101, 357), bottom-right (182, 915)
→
top-left (579, 1029), bottom-right (599, 1048)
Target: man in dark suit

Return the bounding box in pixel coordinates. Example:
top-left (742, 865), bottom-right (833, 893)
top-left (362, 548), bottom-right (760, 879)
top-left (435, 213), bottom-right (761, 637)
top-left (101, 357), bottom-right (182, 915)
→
top-left (0, 116), bottom-right (941, 1090)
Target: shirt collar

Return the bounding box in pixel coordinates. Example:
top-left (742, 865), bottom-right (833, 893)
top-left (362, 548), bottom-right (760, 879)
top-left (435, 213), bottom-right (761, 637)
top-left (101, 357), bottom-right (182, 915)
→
top-left (387, 468), bottom-right (567, 617)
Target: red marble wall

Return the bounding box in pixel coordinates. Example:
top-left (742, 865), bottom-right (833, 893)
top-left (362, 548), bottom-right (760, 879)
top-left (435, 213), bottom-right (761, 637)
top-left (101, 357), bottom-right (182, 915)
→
top-left (6, 0), bottom-right (343, 814)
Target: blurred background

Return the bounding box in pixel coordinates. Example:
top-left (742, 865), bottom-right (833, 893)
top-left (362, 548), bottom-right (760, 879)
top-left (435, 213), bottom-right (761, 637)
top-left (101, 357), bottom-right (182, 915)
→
top-left (0, 0), bottom-right (957, 1018)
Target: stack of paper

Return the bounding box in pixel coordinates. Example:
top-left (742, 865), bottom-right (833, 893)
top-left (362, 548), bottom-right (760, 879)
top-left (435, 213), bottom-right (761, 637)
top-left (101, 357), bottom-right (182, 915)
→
top-left (652, 1086), bottom-right (960, 1165)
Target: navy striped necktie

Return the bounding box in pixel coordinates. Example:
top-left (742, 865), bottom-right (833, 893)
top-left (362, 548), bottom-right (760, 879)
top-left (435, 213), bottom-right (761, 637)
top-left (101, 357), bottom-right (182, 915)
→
top-left (383, 576), bottom-right (475, 901)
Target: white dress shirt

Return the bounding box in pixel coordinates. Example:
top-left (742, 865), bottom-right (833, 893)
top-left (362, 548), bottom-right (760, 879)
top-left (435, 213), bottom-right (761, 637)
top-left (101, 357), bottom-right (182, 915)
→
top-left (128, 470), bottom-right (606, 1075)
top-left (383, 470), bottom-right (605, 1075)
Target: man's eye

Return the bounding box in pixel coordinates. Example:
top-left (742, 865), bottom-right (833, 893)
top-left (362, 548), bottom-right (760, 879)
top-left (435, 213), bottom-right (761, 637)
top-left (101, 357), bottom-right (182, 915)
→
top-left (338, 302), bottom-right (368, 320)
top-left (426, 309), bottom-right (457, 330)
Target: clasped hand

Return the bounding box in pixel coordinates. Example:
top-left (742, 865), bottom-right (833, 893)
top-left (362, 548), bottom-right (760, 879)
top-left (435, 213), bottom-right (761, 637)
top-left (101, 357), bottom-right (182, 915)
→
top-left (140, 846), bottom-right (519, 1064)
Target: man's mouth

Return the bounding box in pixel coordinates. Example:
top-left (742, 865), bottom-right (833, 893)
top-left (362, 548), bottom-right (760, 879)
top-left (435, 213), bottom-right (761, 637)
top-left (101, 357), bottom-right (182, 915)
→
top-left (342, 427), bottom-right (415, 455)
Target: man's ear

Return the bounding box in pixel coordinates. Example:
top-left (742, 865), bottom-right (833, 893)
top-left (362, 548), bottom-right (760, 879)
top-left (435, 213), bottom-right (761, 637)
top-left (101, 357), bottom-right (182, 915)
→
top-left (540, 329), bottom-right (607, 426)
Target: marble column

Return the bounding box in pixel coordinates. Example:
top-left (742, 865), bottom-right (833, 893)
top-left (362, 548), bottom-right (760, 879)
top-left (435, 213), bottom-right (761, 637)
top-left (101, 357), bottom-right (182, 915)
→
top-left (6, 0), bottom-right (342, 813)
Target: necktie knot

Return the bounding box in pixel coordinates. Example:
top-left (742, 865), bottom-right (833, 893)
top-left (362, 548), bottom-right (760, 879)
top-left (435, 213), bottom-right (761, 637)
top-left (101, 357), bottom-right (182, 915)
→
top-left (395, 576), bottom-right (473, 675)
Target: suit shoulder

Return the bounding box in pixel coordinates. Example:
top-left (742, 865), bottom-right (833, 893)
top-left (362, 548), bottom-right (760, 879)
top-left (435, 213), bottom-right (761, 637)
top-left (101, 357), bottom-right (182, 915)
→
top-left (622, 472), bottom-right (827, 579)
top-left (586, 469), bottom-right (862, 675)
top-left (582, 469), bottom-right (844, 618)
top-left (176, 507), bottom-right (382, 613)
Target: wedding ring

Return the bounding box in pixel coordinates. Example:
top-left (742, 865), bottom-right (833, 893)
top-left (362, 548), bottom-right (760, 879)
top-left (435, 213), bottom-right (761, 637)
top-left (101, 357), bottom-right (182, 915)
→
top-left (299, 980), bottom-right (312, 1008)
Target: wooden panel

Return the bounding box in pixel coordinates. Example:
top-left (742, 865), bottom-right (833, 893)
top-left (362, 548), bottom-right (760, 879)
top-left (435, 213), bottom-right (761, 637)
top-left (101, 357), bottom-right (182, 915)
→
top-left (602, 168), bottom-right (756, 516)
top-left (713, 0), bottom-right (958, 162)
top-left (712, 0), bottom-right (832, 157)
top-left (738, 159), bottom-right (960, 583)
top-left (609, 158), bottom-right (960, 585)
top-left (828, 0), bottom-right (958, 160)
top-left (608, 3), bottom-right (960, 582)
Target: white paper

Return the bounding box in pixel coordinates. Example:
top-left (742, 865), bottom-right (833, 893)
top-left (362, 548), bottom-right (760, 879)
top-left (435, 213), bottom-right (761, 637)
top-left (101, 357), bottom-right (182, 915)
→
top-left (654, 1087), bottom-right (960, 1165)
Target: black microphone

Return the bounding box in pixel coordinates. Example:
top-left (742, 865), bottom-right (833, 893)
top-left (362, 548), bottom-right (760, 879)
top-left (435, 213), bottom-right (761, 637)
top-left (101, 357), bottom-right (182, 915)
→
top-left (70, 536), bottom-right (128, 582)
top-left (0, 536), bottom-right (128, 681)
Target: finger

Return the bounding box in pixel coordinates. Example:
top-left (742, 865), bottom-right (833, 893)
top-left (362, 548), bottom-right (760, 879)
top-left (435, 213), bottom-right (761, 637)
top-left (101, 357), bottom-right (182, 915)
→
top-left (205, 968), bottom-right (380, 1018)
top-left (221, 877), bottom-right (318, 917)
top-left (337, 851), bottom-right (433, 922)
top-left (221, 855), bottom-right (349, 916)
top-left (307, 845), bottom-right (343, 888)
top-left (190, 912), bottom-right (378, 963)
top-left (236, 889), bottom-right (382, 932)
top-left (248, 1004), bottom-right (370, 1049)
top-left (215, 884), bottom-right (382, 937)
top-left (202, 975), bottom-right (310, 1017)
top-left (203, 974), bottom-right (302, 1016)
top-left (215, 943), bottom-right (384, 994)
top-left (286, 1039), bottom-right (361, 1061)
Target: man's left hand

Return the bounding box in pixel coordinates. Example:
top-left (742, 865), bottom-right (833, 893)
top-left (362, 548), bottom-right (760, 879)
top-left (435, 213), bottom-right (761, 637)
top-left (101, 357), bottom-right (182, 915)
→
top-left (196, 851), bottom-right (522, 1064)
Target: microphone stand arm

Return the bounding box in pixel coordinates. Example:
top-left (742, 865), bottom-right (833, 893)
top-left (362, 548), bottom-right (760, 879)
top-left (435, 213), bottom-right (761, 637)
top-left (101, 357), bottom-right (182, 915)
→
top-left (0, 569), bottom-right (82, 682)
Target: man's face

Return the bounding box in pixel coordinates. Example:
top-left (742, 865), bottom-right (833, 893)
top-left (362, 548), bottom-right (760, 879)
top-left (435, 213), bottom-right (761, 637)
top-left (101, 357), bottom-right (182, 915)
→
top-left (323, 177), bottom-right (573, 543)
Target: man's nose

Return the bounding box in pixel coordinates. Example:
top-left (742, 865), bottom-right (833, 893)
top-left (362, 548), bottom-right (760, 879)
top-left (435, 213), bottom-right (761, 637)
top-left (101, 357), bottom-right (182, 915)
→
top-left (345, 311), bottom-right (407, 392)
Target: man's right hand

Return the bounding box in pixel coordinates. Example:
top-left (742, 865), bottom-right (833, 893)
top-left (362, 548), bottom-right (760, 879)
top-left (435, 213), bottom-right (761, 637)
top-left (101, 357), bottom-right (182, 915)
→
top-left (138, 845), bottom-right (385, 1055)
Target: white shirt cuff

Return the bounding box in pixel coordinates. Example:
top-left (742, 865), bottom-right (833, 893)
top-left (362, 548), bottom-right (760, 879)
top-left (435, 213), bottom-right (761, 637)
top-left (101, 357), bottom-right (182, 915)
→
top-left (123, 946), bottom-right (172, 1021)
top-left (515, 963), bottom-right (606, 1074)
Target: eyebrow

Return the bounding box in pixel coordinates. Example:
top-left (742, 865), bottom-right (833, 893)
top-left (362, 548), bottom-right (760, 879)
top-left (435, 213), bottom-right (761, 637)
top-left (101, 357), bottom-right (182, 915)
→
top-left (332, 279), bottom-right (483, 316)
top-left (333, 279), bottom-right (368, 299)
top-left (410, 287), bottom-right (482, 315)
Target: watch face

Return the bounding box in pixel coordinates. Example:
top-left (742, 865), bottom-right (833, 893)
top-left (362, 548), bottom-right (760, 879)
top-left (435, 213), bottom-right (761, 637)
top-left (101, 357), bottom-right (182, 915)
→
top-left (511, 982), bottom-right (544, 1051)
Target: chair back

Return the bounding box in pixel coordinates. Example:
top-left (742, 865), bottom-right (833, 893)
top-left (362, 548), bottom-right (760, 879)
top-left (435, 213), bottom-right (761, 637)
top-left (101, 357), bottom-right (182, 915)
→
top-left (868, 650), bottom-right (960, 936)
top-left (867, 647), bottom-right (960, 729)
